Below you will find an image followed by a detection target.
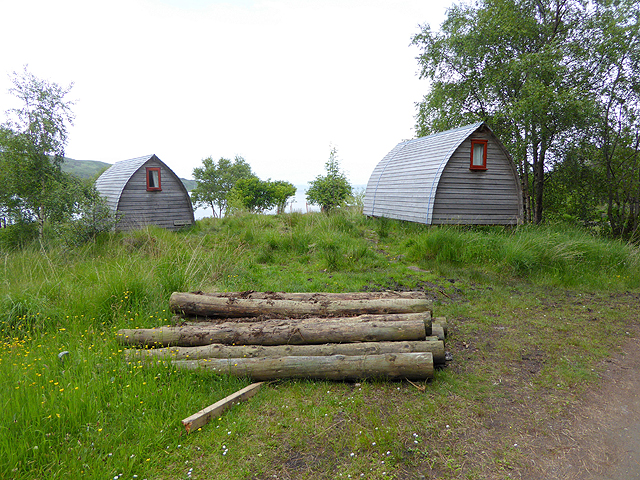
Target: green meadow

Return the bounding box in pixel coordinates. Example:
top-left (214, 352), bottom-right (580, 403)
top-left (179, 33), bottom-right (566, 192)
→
top-left (2, 211), bottom-right (639, 479)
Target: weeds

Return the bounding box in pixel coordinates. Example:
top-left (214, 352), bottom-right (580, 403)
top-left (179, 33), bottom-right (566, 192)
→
top-left (1, 214), bottom-right (639, 478)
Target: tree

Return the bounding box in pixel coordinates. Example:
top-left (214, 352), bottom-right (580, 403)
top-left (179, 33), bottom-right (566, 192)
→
top-left (191, 156), bottom-right (255, 217)
top-left (228, 178), bottom-right (296, 214)
top-left (228, 177), bottom-right (277, 214)
top-left (0, 66), bottom-right (76, 239)
top-left (271, 180), bottom-right (297, 214)
top-left (412, 0), bottom-right (594, 224)
top-left (585, 0), bottom-right (640, 238)
top-left (543, 143), bottom-right (605, 226)
top-left (306, 147), bottom-right (353, 212)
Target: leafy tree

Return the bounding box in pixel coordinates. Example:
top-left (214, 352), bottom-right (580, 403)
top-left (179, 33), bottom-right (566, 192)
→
top-left (543, 143), bottom-right (606, 226)
top-left (0, 67), bottom-right (76, 240)
top-left (584, 0), bottom-right (640, 238)
top-left (191, 156), bottom-right (255, 217)
top-left (228, 177), bottom-right (277, 213)
top-left (271, 180), bottom-right (297, 214)
top-left (306, 147), bottom-right (352, 212)
top-left (228, 178), bottom-right (296, 214)
top-left (537, 1), bottom-right (640, 238)
top-left (412, 0), bottom-right (594, 224)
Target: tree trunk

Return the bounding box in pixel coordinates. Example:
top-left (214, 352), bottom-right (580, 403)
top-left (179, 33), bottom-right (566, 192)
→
top-left (126, 337), bottom-right (446, 364)
top-left (117, 313), bottom-right (429, 348)
top-left (169, 291), bottom-right (432, 319)
top-left (521, 155), bottom-right (531, 224)
top-left (534, 145), bottom-right (546, 224)
top-left (172, 352), bottom-right (435, 381)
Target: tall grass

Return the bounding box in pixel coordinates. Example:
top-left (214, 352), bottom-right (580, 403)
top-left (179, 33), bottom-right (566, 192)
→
top-left (2, 213), bottom-right (640, 478)
top-left (400, 223), bottom-right (640, 288)
top-left (1, 225), bottom-right (256, 479)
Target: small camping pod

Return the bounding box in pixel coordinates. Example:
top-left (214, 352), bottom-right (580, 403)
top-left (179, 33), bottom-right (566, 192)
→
top-left (363, 122), bottom-right (523, 225)
top-left (95, 154), bottom-right (194, 231)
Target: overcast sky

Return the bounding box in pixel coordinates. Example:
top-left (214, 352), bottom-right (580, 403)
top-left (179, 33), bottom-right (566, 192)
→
top-left (0, 0), bottom-right (452, 185)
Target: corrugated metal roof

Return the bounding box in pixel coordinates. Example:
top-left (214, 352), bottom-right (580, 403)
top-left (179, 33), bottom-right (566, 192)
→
top-left (95, 155), bottom-right (155, 212)
top-left (363, 122), bottom-right (484, 224)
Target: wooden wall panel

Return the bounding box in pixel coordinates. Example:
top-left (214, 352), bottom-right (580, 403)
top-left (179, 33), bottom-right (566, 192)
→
top-left (431, 134), bottom-right (521, 225)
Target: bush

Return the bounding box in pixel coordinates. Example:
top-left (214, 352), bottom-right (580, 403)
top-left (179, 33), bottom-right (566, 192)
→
top-left (0, 220), bottom-right (38, 251)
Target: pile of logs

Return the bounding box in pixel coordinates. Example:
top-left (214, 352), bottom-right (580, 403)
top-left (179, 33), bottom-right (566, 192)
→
top-left (119, 291), bottom-right (448, 382)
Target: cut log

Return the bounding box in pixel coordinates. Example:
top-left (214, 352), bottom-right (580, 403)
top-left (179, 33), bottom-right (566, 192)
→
top-left (182, 382), bottom-right (263, 434)
top-left (117, 313), bottom-right (430, 348)
top-left (430, 323), bottom-right (445, 341)
top-left (125, 337), bottom-right (446, 364)
top-left (169, 291), bottom-right (431, 319)
top-left (178, 311), bottom-right (431, 326)
top-left (173, 352), bottom-right (434, 381)
top-left (177, 291), bottom-right (429, 301)
top-left (117, 317), bottom-right (427, 348)
top-left (434, 317), bottom-right (448, 336)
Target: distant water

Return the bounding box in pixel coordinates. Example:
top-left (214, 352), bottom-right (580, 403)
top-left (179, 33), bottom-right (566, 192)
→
top-left (193, 184), bottom-right (365, 220)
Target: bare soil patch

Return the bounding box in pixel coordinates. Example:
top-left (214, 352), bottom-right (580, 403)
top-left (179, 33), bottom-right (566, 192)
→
top-left (521, 323), bottom-right (640, 479)
top-left (423, 287), bottom-right (640, 479)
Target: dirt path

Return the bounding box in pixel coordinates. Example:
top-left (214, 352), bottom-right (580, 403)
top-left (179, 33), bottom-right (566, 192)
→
top-left (523, 326), bottom-right (640, 479)
top-left (594, 332), bottom-right (640, 480)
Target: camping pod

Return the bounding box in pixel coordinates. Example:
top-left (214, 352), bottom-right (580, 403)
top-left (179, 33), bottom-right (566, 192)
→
top-left (363, 122), bottom-right (523, 225)
top-left (95, 154), bottom-right (194, 231)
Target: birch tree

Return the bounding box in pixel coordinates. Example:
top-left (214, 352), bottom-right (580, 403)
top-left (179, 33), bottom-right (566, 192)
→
top-left (0, 66), bottom-right (76, 240)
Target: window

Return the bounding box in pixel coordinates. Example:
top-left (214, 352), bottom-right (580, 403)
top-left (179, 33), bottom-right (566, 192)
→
top-left (146, 167), bottom-right (161, 191)
top-left (470, 139), bottom-right (488, 170)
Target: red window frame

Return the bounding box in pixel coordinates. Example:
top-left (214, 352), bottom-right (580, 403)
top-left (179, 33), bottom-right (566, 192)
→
top-left (470, 139), bottom-right (488, 170)
top-left (146, 167), bottom-right (162, 191)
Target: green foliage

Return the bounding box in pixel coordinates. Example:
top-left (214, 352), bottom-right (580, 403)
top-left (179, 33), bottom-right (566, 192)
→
top-left (543, 144), bottom-right (605, 227)
top-left (0, 220), bottom-right (38, 250)
top-left (271, 180), bottom-right (297, 214)
top-left (191, 156), bottom-right (255, 217)
top-left (306, 147), bottom-right (353, 212)
top-left (0, 67), bottom-right (76, 240)
top-left (52, 182), bottom-right (118, 247)
top-left (228, 178), bottom-right (296, 214)
top-left (584, 0), bottom-right (640, 239)
top-left (350, 187), bottom-right (366, 213)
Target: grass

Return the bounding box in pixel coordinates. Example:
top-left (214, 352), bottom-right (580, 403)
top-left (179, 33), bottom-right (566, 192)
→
top-left (1, 212), bottom-right (640, 479)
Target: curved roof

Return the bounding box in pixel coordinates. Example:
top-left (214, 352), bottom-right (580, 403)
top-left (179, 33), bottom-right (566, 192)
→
top-left (363, 122), bottom-right (485, 224)
top-left (95, 155), bottom-right (156, 212)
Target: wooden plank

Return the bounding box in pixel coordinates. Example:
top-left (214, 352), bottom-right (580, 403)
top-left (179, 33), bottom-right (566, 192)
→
top-left (181, 382), bottom-right (263, 434)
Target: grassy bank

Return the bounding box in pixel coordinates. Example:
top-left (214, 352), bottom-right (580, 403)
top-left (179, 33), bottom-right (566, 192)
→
top-left (2, 212), bottom-right (640, 479)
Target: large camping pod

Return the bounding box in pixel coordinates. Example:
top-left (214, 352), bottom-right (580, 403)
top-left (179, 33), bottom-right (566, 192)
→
top-left (95, 154), bottom-right (194, 231)
top-left (363, 122), bottom-right (523, 225)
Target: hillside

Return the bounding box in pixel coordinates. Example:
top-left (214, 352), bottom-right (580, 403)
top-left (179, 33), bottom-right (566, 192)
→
top-left (61, 157), bottom-right (111, 179)
top-left (62, 157), bottom-right (197, 191)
